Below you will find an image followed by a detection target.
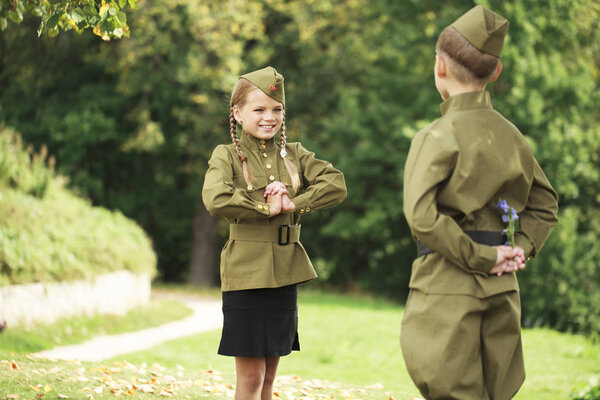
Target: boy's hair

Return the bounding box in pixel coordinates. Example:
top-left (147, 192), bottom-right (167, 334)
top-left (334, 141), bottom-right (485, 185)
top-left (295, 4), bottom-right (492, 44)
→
top-left (229, 78), bottom-right (301, 193)
top-left (436, 26), bottom-right (500, 84)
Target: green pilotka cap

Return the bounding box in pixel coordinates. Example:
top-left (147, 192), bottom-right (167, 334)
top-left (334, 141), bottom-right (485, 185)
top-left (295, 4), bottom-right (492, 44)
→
top-left (451, 5), bottom-right (509, 57)
top-left (240, 66), bottom-right (285, 106)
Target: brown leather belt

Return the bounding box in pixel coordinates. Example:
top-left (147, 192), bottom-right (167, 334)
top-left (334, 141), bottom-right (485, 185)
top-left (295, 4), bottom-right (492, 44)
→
top-left (417, 230), bottom-right (506, 257)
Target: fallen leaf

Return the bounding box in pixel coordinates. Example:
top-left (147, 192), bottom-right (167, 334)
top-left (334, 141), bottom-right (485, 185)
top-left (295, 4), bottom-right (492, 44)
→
top-left (57, 394), bottom-right (69, 399)
top-left (365, 383), bottom-right (384, 390)
top-left (137, 384), bottom-right (155, 393)
top-left (10, 360), bottom-right (19, 370)
top-left (44, 385), bottom-right (52, 393)
top-left (7, 395), bottom-right (20, 400)
top-left (36, 393), bottom-right (44, 400)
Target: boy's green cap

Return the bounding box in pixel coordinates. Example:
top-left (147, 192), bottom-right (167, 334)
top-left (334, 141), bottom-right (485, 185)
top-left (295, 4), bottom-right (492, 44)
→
top-left (451, 5), bottom-right (509, 57)
top-left (240, 66), bottom-right (285, 106)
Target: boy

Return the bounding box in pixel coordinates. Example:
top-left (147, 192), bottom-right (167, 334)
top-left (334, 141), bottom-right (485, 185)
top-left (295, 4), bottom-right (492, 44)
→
top-left (401, 5), bottom-right (559, 400)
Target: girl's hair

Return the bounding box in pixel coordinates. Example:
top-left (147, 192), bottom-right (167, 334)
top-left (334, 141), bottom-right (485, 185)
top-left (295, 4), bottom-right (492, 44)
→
top-left (229, 78), bottom-right (301, 193)
top-left (436, 26), bottom-right (499, 84)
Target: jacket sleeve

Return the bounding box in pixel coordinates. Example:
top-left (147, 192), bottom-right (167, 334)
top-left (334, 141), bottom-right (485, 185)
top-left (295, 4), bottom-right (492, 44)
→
top-left (403, 130), bottom-right (498, 275)
top-left (202, 145), bottom-right (271, 219)
top-left (514, 159), bottom-right (559, 259)
top-left (291, 143), bottom-right (347, 215)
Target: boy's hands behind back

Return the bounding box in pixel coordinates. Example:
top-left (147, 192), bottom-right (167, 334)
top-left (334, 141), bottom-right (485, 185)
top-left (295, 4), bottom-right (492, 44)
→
top-left (490, 246), bottom-right (526, 277)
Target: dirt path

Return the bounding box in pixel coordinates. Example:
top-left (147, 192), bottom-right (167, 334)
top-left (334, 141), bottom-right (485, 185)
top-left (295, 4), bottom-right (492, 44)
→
top-left (35, 293), bottom-right (222, 362)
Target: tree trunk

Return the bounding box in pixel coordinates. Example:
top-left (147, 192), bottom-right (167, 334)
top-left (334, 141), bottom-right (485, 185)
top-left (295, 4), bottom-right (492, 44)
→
top-left (189, 205), bottom-right (219, 286)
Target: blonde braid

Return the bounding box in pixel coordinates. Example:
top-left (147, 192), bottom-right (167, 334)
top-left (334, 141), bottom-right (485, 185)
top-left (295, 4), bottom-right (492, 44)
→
top-left (279, 114), bottom-right (301, 193)
top-left (229, 108), bottom-right (253, 188)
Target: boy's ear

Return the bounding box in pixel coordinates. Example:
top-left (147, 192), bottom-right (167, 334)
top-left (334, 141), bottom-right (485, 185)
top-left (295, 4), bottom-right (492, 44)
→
top-left (488, 61), bottom-right (503, 83)
top-left (435, 54), bottom-right (447, 78)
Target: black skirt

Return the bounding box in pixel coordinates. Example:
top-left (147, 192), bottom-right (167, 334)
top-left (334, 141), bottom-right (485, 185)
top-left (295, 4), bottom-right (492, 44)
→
top-left (218, 284), bottom-right (300, 357)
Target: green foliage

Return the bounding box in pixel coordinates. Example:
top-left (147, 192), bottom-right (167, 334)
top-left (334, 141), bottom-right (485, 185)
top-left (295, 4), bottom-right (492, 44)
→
top-left (0, 127), bottom-right (156, 286)
top-left (572, 377), bottom-right (600, 400)
top-left (520, 207), bottom-right (600, 339)
top-left (0, 126), bottom-right (52, 198)
top-left (0, 0), bottom-right (135, 40)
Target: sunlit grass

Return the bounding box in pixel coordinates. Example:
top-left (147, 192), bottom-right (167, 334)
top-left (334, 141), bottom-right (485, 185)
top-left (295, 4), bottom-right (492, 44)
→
top-left (119, 289), bottom-right (600, 400)
top-left (1, 288), bottom-right (599, 400)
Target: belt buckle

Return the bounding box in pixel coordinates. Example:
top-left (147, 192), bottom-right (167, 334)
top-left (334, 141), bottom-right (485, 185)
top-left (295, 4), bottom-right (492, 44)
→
top-left (278, 225), bottom-right (291, 245)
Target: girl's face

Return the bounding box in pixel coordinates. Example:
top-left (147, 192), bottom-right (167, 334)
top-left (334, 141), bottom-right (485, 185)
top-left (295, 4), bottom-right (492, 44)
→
top-left (233, 88), bottom-right (283, 140)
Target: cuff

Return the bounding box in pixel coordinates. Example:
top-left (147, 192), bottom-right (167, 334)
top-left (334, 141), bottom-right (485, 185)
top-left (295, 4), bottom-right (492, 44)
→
top-left (474, 245), bottom-right (499, 274)
top-left (254, 201), bottom-right (270, 216)
top-left (291, 194), bottom-right (312, 216)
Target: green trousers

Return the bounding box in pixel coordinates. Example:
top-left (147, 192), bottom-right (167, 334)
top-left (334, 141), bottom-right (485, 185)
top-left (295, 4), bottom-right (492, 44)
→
top-left (401, 290), bottom-right (525, 400)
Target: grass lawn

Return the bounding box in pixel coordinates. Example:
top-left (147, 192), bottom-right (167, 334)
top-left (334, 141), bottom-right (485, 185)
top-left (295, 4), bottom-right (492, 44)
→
top-left (1, 287), bottom-right (599, 400)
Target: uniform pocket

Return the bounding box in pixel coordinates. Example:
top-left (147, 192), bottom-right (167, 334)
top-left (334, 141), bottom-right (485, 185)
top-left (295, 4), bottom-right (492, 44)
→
top-left (280, 169), bottom-right (304, 193)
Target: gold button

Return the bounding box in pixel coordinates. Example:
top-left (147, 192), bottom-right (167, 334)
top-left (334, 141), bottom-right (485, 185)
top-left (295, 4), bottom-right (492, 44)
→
top-left (266, 163), bottom-right (272, 169)
top-left (262, 153), bottom-right (268, 158)
top-left (299, 209), bottom-right (305, 214)
top-left (260, 139), bottom-right (266, 144)
top-left (247, 185), bottom-right (253, 190)
top-left (263, 205), bottom-right (269, 210)
top-left (305, 207), bottom-right (311, 212)
top-left (269, 175), bottom-right (275, 181)
top-left (260, 144), bottom-right (266, 149)
top-left (256, 204), bottom-right (262, 210)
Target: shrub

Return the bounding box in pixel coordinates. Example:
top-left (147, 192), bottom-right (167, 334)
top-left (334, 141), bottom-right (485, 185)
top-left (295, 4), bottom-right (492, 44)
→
top-left (520, 207), bottom-right (600, 339)
top-left (0, 127), bottom-right (157, 286)
top-left (0, 126), bottom-right (53, 198)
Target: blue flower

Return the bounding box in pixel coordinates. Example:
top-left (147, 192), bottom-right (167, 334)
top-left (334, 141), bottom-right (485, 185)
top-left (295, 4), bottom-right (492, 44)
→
top-left (497, 199), bottom-right (509, 213)
top-left (497, 198), bottom-right (519, 248)
top-left (511, 208), bottom-right (519, 220)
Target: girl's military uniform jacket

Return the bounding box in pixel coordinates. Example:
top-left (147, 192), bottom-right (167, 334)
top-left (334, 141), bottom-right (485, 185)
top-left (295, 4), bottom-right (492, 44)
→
top-left (403, 91), bottom-right (559, 298)
top-left (203, 133), bottom-right (347, 291)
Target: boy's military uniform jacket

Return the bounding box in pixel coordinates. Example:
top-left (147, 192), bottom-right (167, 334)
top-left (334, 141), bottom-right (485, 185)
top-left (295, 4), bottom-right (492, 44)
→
top-left (203, 133), bottom-right (347, 291)
top-left (403, 91), bottom-right (559, 298)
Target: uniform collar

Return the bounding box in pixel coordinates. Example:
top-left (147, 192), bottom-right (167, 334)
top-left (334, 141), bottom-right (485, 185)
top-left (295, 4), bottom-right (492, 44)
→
top-left (239, 132), bottom-right (277, 151)
top-left (440, 91), bottom-right (493, 116)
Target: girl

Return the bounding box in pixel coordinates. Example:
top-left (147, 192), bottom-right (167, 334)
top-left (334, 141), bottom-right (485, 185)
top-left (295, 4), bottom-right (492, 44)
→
top-left (202, 66), bottom-right (347, 400)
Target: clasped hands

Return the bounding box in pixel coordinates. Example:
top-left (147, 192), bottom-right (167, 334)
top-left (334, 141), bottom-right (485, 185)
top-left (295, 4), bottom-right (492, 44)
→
top-left (264, 181), bottom-right (296, 217)
top-left (490, 245), bottom-right (526, 277)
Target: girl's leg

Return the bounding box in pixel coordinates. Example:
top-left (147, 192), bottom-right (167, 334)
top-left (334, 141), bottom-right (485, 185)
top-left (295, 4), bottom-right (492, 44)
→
top-left (235, 357), bottom-right (266, 400)
top-left (261, 357), bottom-right (280, 400)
